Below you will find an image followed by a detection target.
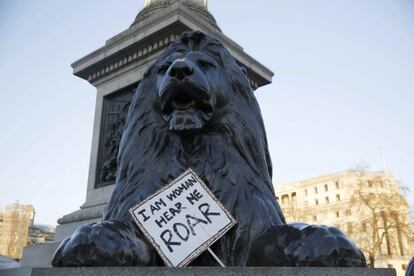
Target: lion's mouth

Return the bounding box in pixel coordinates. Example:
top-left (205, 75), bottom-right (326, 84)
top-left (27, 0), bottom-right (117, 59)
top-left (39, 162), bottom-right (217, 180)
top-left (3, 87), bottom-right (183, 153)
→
top-left (160, 84), bottom-right (214, 132)
top-left (171, 94), bottom-right (195, 110)
top-left (161, 85), bottom-right (214, 116)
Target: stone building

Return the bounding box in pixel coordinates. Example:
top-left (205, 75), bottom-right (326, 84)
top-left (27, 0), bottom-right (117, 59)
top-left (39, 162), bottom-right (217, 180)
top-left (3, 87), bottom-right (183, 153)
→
top-left (27, 225), bottom-right (56, 245)
top-left (0, 202), bottom-right (35, 260)
top-left (276, 170), bottom-right (414, 276)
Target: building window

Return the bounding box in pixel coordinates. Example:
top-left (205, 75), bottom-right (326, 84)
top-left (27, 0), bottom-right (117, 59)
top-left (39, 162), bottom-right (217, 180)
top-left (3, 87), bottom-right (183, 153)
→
top-left (368, 181), bottom-right (373, 188)
top-left (336, 194), bottom-right (341, 201)
top-left (347, 223), bottom-right (353, 233)
top-left (324, 184), bottom-right (328, 191)
top-left (315, 199), bottom-right (319, 205)
top-left (336, 211), bottom-right (340, 218)
top-left (362, 222), bottom-right (367, 232)
top-left (387, 264), bottom-right (394, 269)
top-left (325, 197), bottom-right (329, 203)
top-left (402, 264), bottom-right (407, 270)
top-left (345, 210), bottom-right (351, 216)
top-left (313, 215), bottom-right (317, 221)
top-left (335, 181), bottom-right (339, 189)
top-left (304, 189), bottom-right (308, 196)
top-left (314, 187), bottom-right (318, 194)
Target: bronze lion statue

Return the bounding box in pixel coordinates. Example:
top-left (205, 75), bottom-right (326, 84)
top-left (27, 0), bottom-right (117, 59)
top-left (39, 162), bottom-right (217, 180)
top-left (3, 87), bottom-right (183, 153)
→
top-left (52, 31), bottom-right (366, 267)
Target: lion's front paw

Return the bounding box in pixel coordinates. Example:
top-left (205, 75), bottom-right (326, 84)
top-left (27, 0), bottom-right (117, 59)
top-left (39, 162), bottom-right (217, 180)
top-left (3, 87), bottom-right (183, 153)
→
top-left (248, 223), bottom-right (366, 267)
top-left (52, 221), bottom-right (154, 267)
top-left (288, 224), bottom-right (366, 267)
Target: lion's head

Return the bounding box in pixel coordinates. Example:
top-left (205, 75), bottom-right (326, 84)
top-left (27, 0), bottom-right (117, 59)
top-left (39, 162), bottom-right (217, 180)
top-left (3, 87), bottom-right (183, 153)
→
top-left (148, 31), bottom-right (261, 135)
top-left (156, 37), bottom-right (217, 132)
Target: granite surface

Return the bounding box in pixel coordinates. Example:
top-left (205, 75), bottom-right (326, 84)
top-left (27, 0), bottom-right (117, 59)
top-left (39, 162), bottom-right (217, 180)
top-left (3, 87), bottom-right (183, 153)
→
top-left (0, 267), bottom-right (397, 276)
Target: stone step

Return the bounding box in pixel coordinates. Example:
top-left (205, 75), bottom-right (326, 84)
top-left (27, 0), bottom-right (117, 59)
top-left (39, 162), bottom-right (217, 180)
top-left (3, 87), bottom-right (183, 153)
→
top-left (0, 267), bottom-right (396, 276)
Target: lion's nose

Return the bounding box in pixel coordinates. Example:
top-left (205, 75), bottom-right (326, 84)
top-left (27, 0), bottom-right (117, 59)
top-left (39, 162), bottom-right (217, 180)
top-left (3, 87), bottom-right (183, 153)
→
top-left (169, 60), bottom-right (194, 80)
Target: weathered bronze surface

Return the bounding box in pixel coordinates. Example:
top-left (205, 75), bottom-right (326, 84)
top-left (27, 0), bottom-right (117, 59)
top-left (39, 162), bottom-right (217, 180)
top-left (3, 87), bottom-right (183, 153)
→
top-left (407, 258), bottom-right (414, 276)
top-left (52, 31), bottom-right (366, 267)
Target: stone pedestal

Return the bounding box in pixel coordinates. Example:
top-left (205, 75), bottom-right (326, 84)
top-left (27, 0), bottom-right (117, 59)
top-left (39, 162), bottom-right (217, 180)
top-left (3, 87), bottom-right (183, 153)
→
top-left (20, 243), bottom-right (60, 268)
top-left (0, 267), bottom-right (397, 276)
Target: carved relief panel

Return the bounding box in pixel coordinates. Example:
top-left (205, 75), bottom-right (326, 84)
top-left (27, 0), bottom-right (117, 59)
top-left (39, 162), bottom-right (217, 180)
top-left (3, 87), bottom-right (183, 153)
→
top-left (96, 84), bottom-right (137, 188)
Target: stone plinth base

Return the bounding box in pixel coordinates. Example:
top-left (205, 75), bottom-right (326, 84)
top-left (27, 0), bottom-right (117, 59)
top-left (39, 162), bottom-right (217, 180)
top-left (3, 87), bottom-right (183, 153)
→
top-left (20, 243), bottom-right (60, 268)
top-left (0, 267), bottom-right (396, 276)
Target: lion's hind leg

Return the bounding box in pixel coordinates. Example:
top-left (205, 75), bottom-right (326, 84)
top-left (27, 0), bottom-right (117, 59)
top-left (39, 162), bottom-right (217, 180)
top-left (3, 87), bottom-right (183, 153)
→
top-left (247, 223), bottom-right (366, 267)
top-left (52, 220), bottom-right (157, 267)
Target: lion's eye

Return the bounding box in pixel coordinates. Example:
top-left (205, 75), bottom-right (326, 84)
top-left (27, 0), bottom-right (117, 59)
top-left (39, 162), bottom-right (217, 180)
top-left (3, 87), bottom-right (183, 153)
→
top-left (157, 63), bottom-right (171, 75)
top-left (197, 59), bottom-right (217, 69)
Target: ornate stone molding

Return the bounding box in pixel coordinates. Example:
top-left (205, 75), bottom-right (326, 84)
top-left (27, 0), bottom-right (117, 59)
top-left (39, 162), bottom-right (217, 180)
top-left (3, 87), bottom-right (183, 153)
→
top-left (88, 34), bottom-right (179, 83)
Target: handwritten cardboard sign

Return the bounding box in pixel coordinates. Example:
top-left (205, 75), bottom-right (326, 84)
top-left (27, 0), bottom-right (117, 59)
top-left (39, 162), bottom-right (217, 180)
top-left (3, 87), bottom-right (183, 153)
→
top-left (129, 169), bottom-right (236, 267)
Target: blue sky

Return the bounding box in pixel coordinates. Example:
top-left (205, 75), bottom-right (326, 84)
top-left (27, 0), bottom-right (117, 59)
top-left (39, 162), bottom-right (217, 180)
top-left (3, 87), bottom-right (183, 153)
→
top-left (0, 0), bottom-right (413, 225)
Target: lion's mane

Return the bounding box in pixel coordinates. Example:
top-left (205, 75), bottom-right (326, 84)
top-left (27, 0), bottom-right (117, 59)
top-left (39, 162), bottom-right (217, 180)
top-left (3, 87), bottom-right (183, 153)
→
top-left (104, 31), bottom-right (286, 265)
